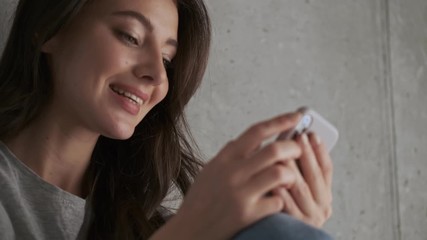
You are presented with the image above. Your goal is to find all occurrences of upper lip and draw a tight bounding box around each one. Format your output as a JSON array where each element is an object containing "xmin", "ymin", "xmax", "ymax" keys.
[{"xmin": 109, "ymin": 83, "xmax": 149, "ymax": 103}]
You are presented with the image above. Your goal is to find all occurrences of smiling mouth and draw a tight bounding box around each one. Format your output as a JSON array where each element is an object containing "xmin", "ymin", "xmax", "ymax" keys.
[{"xmin": 110, "ymin": 85, "xmax": 144, "ymax": 105}]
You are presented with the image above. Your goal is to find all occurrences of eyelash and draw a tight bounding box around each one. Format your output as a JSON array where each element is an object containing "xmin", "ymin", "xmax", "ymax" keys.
[
  {"xmin": 118, "ymin": 31, "xmax": 139, "ymax": 46},
  {"xmin": 117, "ymin": 31, "xmax": 173, "ymax": 70},
  {"xmin": 163, "ymin": 59, "xmax": 172, "ymax": 70}
]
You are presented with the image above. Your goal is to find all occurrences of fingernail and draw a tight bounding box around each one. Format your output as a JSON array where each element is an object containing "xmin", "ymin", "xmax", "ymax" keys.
[{"xmin": 296, "ymin": 106, "xmax": 307, "ymax": 113}]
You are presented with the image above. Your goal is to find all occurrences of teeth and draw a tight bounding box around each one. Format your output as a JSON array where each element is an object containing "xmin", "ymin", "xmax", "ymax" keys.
[{"xmin": 111, "ymin": 86, "xmax": 144, "ymax": 105}]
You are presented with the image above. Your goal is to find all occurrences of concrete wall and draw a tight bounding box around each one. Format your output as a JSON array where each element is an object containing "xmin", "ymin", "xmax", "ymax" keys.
[
  {"xmin": 187, "ymin": 0, "xmax": 427, "ymax": 239},
  {"xmin": 0, "ymin": 0, "xmax": 15, "ymax": 53},
  {"xmin": 390, "ymin": 1, "xmax": 427, "ymax": 239},
  {"xmin": 1, "ymin": 0, "xmax": 425, "ymax": 239}
]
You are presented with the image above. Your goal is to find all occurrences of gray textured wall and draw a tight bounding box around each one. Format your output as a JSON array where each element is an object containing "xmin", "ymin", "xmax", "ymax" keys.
[
  {"xmin": 187, "ymin": 0, "xmax": 427, "ymax": 239},
  {"xmin": 1, "ymin": 0, "xmax": 426, "ymax": 239},
  {"xmin": 0, "ymin": 0, "xmax": 15, "ymax": 53}
]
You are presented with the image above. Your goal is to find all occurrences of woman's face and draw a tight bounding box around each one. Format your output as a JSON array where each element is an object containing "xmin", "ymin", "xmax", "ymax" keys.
[{"xmin": 42, "ymin": 0, "xmax": 178, "ymax": 139}]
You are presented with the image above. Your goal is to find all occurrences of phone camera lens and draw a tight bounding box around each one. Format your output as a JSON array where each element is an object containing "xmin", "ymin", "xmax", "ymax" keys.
[{"xmin": 302, "ymin": 115, "xmax": 312, "ymax": 128}]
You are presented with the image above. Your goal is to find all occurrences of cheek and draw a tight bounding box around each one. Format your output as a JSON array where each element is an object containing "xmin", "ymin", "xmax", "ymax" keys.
[
  {"xmin": 62, "ymin": 28, "xmax": 129, "ymax": 81},
  {"xmin": 82, "ymin": 35, "xmax": 129, "ymax": 78}
]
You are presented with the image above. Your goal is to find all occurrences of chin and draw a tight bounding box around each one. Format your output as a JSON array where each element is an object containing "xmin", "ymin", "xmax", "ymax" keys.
[{"xmin": 101, "ymin": 123, "xmax": 136, "ymax": 140}]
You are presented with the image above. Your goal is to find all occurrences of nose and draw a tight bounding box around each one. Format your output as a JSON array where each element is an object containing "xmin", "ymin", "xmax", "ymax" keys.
[{"xmin": 133, "ymin": 41, "xmax": 168, "ymax": 85}]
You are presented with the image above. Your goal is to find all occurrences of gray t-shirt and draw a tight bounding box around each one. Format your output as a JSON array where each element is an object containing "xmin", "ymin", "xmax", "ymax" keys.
[{"xmin": 0, "ymin": 142, "xmax": 91, "ymax": 240}]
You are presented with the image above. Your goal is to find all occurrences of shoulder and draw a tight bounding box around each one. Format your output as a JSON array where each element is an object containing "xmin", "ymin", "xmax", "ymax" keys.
[
  {"xmin": 0, "ymin": 144, "xmax": 17, "ymax": 239},
  {"xmin": 0, "ymin": 142, "xmax": 19, "ymax": 188},
  {"xmin": 0, "ymin": 141, "xmax": 27, "ymax": 205}
]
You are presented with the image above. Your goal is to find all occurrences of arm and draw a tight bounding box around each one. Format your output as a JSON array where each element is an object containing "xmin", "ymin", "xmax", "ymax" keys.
[
  {"xmin": 151, "ymin": 113, "xmax": 336, "ymax": 240},
  {"xmin": 151, "ymin": 112, "xmax": 304, "ymax": 239}
]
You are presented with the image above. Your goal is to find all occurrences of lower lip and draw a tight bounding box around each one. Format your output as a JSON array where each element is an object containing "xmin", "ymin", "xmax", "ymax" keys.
[{"xmin": 110, "ymin": 88, "xmax": 141, "ymax": 115}]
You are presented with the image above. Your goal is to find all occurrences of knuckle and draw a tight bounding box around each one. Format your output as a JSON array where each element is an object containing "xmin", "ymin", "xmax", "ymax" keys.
[
  {"xmin": 271, "ymin": 165, "xmax": 286, "ymax": 181},
  {"xmin": 251, "ymin": 123, "xmax": 268, "ymax": 138}
]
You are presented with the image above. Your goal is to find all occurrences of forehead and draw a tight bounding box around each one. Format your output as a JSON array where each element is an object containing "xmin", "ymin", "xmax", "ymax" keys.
[
  {"xmin": 85, "ymin": 0, "xmax": 178, "ymax": 16},
  {"xmin": 81, "ymin": 0, "xmax": 178, "ymax": 35}
]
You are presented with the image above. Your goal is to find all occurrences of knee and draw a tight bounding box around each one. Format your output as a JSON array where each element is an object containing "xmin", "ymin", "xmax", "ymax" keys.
[{"xmin": 232, "ymin": 213, "xmax": 333, "ymax": 240}]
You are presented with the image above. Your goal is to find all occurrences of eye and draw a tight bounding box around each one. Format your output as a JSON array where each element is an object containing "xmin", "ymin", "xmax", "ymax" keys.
[
  {"xmin": 164, "ymin": 58, "xmax": 175, "ymax": 78},
  {"xmin": 117, "ymin": 31, "xmax": 139, "ymax": 46},
  {"xmin": 163, "ymin": 58, "xmax": 172, "ymax": 69}
]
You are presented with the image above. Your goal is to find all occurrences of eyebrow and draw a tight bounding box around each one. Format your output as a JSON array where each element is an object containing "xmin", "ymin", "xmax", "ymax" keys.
[{"xmin": 112, "ymin": 10, "xmax": 178, "ymax": 48}]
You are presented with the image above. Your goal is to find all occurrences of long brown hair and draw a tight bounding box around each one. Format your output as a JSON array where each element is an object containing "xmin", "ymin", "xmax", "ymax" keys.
[{"xmin": 0, "ymin": 0, "xmax": 211, "ymax": 239}]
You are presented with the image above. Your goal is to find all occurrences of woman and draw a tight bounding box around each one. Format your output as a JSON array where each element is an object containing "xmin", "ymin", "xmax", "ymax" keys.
[{"xmin": 0, "ymin": 0, "xmax": 333, "ymax": 239}]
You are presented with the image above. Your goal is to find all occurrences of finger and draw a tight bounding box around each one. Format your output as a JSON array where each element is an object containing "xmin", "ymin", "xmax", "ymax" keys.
[
  {"xmin": 242, "ymin": 140, "xmax": 302, "ymax": 177},
  {"xmin": 287, "ymin": 160, "xmax": 317, "ymax": 216},
  {"xmin": 233, "ymin": 112, "xmax": 302, "ymax": 156},
  {"xmin": 309, "ymin": 132, "xmax": 334, "ymax": 188},
  {"xmin": 295, "ymin": 133, "xmax": 326, "ymax": 204},
  {"xmin": 246, "ymin": 163, "xmax": 297, "ymax": 197},
  {"xmin": 289, "ymin": 159, "xmax": 332, "ymax": 227},
  {"xmin": 252, "ymin": 195, "xmax": 284, "ymax": 223},
  {"xmin": 273, "ymin": 187, "xmax": 304, "ymax": 219}
]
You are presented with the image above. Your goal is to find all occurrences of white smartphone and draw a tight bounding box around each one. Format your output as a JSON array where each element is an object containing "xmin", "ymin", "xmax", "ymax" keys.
[{"xmin": 277, "ymin": 107, "xmax": 339, "ymax": 152}]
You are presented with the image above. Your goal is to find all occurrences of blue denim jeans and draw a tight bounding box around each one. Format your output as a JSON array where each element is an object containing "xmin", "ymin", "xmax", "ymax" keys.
[{"xmin": 232, "ymin": 213, "xmax": 333, "ymax": 240}]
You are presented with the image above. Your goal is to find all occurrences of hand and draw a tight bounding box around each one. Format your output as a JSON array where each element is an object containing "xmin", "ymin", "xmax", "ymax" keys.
[
  {"xmin": 154, "ymin": 112, "xmax": 304, "ymax": 240},
  {"xmin": 273, "ymin": 132, "xmax": 333, "ymax": 228}
]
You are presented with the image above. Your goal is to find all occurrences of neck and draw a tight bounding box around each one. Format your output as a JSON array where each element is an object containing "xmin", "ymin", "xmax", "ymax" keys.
[{"xmin": 3, "ymin": 110, "xmax": 100, "ymax": 199}]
